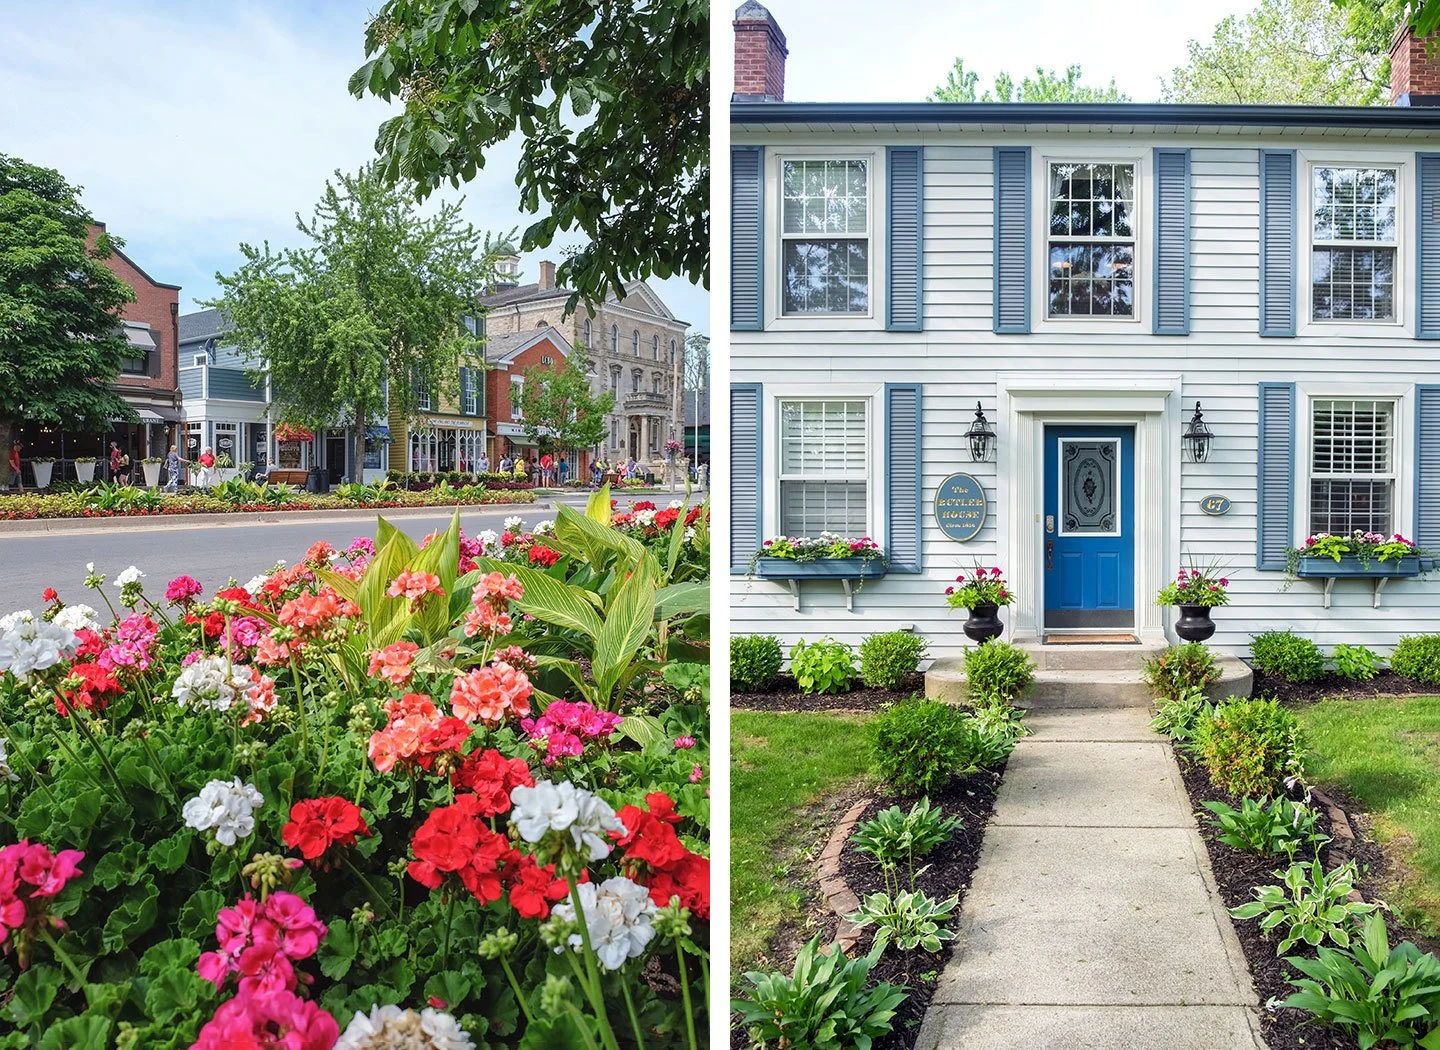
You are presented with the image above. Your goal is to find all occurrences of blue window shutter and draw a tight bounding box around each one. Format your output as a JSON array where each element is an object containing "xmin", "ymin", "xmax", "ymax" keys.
[
  {"xmin": 731, "ymin": 384, "xmax": 763, "ymax": 572},
  {"xmin": 1416, "ymin": 386, "xmax": 1440, "ymax": 548},
  {"xmin": 731, "ymin": 147, "xmax": 764, "ymax": 331},
  {"xmin": 1257, "ymin": 382, "xmax": 1295, "ymax": 570},
  {"xmin": 1419, "ymin": 154, "xmax": 1440, "ymax": 338},
  {"xmin": 993, "ymin": 147, "xmax": 1030, "ymax": 334},
  {"xmin": 887, "ymin": 146, "xmax": 924, "ymax": 332},
  {"xmin": 1153, "ymin": 148, "xmax": 1190, "ymax": 335},
  {"xmin": 1259, "ymin": 150, "xmax": 1297, "ymax": 337},
  {"xmin": 885, "ymin": 384, "xmax": 923, "ymax": 573}
]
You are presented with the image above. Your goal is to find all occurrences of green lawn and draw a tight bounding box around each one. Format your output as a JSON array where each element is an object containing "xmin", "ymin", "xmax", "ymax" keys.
[
  {"xmin": 1296, "ymin": 696, "xmax": 1440, "ymax": 933},
  {"xmin": 731, "ymin": 711, "xmax": 874, "ymax": 970}
]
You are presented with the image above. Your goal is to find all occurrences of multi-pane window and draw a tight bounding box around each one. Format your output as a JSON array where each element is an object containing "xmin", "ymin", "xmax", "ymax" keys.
[
  {"xmin": 414, "ymin": 373, "xmax": 431, "ymax": 412},
  {"xmin": 780, "ymin": 158, "xmax": 870, "ymax": 315},
  {"xmin": 1309, "ymin": 399, "xmax": 1395, "ymax": 536},
  {"xmin": 460, "ymin": 368, "xmax": 477, "ymax": 415},
  {"xmin": 1047, "ymin": 162, "xmax": 1136, "ymax": 318},
  {"xmin": 670, "ymin": 339, "xmax": 677, "ymax": 365},
  {"xmin": 510, "ymin": 377, "xmax": 524, "ymax": 419},
  {"xmin": 652, "ymin": 335, "xmax": 660, "ymax": 360},
  {"xmin": 1312, "ymin": 167, "xmax": 1398, "ymax": 321},
  {"xmin": 632, "ymin": 330, "xmax": 640, "ymax": 356},
  {"xmin": 610, "ymin": 325, "xmax": 618, "ymax": 352},
  {"xmin": 778, "ymin": 399, "xmax": 868, "ymax": 536}
]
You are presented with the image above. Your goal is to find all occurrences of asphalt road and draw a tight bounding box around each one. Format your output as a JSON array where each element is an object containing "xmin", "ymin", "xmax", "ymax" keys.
[{"xmin": 0, "ymin": 501, "xmax": 580, "ymax": 614}]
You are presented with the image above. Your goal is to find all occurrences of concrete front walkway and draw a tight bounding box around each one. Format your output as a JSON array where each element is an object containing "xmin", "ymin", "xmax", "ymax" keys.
[{"xmin": 916, "ymin": 705, "xmax": 1265, "ymax": 1050}]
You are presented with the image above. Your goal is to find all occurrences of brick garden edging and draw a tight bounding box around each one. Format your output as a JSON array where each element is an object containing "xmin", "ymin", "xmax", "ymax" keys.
[
  {"xmin": 1311, "ymin": 786, "xmax": 1366, "ymax": 903},
  {"xmin": 817, "ymin": 796, "xmax": 872, "ymax": 953}
]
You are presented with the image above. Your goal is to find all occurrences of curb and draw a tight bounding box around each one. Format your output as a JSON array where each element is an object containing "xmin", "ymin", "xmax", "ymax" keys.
[
  {"xmin": 817, "ymin": 797, "xmax": 872, "ymax": 953},
  {"xmin": 0, "ymin": 500, "xmax": 549, "ymax": 537}
]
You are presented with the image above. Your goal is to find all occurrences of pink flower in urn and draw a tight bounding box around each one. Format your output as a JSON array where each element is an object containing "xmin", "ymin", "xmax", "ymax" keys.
[
  {"xmin": 1220, "ymin": 578, "xmax": 1229, "ymax": 586},
  {"xmin": 945, "ymin": 586, "xmax": 954, "ymax": 595}
]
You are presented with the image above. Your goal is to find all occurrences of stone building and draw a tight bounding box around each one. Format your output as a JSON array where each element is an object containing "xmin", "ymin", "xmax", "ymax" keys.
[{"xmin": 478, "ymin": 259, "xmax": 689, "ymax": 464}]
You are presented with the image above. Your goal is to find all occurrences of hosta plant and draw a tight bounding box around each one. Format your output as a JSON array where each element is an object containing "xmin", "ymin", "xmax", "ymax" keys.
[
  {"xmin": 847, "ymin": 889, "xmax": 960, "ymax": 954},
  {"xmin": 1230, "ymin": 859, "xmax": 1376, "ymax": 955},
  {"xmin": 851, "ymin": 798, "xmax": 961, "ymax": 892},
  {"xmin": 732, "ymin": 935, "xmax": 907, "ymax": 1050},
  {"xmin": 1149, "ymin": 685, "xmax": 1215, "ymax": 747},
  {"xmin": 1281, "ymin": 912, "xmax": 1440, "ymax": 1049},
  {"xmin": 0, "ymin": 490, "xmax": 710, "ymax": 1050},
  {"xmin": 1202, "ymin": 796, "xmax": 1328, "ymax": 860}
]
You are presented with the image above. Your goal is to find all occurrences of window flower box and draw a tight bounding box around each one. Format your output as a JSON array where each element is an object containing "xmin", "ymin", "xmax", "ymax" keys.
[
  {"xmin": 753, "ymin": 559, "xmax": 888, "ymax": 581},
  {"xmin": 1294, "ymin": 554, "xmax": 1420, "ymax": 609}
]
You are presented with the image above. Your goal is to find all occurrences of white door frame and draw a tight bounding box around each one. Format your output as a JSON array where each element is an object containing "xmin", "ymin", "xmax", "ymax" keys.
[{"xmin": 995, "ymin": 372, "xmax": 1182, "ymax": 646}]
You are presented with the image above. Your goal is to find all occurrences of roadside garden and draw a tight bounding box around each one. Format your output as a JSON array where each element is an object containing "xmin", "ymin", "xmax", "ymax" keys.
[
  {"xmin": 729, "ymin": 630, "xmax": 1034, "ymax": 1050},
  {"xmin": 0, "ymin": 487, "xmax": 709, "ymax": 1049}
]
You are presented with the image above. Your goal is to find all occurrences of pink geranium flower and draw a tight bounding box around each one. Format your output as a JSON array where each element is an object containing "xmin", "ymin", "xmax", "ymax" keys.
[{"xmin": 165, "ymin": 575, "xmax": 204, "ymax": 605}]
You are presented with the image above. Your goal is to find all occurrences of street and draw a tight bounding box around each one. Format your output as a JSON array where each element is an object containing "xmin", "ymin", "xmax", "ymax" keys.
[{"xmin": 0, "ymin": 502, "xmax": 569, "ymax": 612}]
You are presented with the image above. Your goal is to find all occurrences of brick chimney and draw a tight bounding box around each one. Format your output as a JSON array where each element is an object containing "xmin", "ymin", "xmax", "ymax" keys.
[
  {"xmin": 538, "ymin": 259, "xmax": 556, "ymax": 290},
  {"xmin": 1391, "ymin": 24, "xmax": 1440, "ymax": 106},
  {"xmin": 734, "ymin": 1, "xmax": 787, "ymax": 102}
]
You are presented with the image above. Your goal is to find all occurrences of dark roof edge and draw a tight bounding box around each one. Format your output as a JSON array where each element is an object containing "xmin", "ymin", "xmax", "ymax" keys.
[{"xmin": 730, "ymin": 101, "xmax": 1440, "ymax": 130}]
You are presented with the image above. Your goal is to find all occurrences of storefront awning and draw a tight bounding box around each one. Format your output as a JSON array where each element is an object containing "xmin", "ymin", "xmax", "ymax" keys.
[
  {"xmin": 123, "ymin": 325, "xmax": 156, "ymax": 350},
  {"xmin": 134, "ymin": 410, "xmax": 164, "ymax": 424},
  {"xmin": 365, "ymin": 425, "xmax": 392, "ymax": 443}
]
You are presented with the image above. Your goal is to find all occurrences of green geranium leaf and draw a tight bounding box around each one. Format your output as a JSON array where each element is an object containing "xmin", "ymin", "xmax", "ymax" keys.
[
  {"xmin": 424, "ymin": 970, "xmax": 473, "ymax": 1011},
  {"xmin": 519, "ymin": 1011, "xmax": 594, "ymax": 1049},
  {"xmin": 101, "ymin": 876, "xmax": 159, "ymax": 953},
  {"xmin": 83, "ymin": 981, "xmax": 132, "ymax": 1020},
  {"xmin": 177, "ymin": 888, "xmax": 224, "ymax": 941},
  {"xmin": 144, "ymin": 967, "xmax": 211, "ymax": 1025},
  {"xmin": 319, "ymin": 920, "xmax": 357, "ymax": 980},
  {"xmin": 91, "ymin": 841, "xmax": 145, "ymax": 890},
  {"xmin": 139, "ymin": 938, "xmax": 201, "ymax": 979},
  {"xmin": 150, "ymin": 829, "xmax": 193, "ymax": 873},
  {"xmin": 36, "ymin": 1015, "xmax": 112, "ymax": 1050},
  {"xmin": 4, "ymin": 965, "xmax": 63, "ymax": 1026}
]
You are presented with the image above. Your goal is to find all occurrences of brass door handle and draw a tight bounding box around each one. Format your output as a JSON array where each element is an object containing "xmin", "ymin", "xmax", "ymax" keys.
[{"xmin": 1046, "ymin": 540, "xmax": 1054, "ymax": 572}]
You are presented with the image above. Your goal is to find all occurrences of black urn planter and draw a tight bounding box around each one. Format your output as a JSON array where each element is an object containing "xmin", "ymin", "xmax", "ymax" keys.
[
  {"xmin": 963, "ymin": 603, "xmax": 1005, "ymax": 644},
  {"xmin": 1174, "ymin": 604, "xmax": 1216, "ymax": 642}
]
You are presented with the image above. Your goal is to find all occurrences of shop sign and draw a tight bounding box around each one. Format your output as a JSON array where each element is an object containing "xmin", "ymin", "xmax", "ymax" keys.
[{"xmin": 935, "ymin": 473, "xmax": 988, "ymax": 541}]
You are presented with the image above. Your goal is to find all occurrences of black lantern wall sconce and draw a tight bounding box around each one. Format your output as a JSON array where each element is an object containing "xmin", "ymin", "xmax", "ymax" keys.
[
  {"xmin": 966, "ymin": 402, "xmax": 995, "ymax": 462},
  {"xmin": 1183, "ymin": 401, "xmax": 1213, "ymax": 463}
]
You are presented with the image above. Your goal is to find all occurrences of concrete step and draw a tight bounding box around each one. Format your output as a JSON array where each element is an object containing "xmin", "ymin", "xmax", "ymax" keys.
[
  {"xmin": 925, "ymin": 655, "xmax": 1252, "ymax": 709},
  {"xmin": 1020, "ymin": 640, "xmax": 1166, "ymax": 671}
]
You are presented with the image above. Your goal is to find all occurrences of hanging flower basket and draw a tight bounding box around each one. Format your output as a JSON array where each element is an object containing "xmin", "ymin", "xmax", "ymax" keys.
[{"xmin": 274, "ymin": 424, "xmax": 315, "ymax": 443}]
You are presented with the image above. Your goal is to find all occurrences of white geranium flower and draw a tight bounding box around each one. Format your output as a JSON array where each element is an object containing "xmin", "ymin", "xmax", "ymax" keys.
[
  {"xmin": 477, "ymin": 529, "xmax": 499, "ymax": 553},
  {"xmin": 0, "ymin": 610, "xmax": 34, "ymax": 633},
  {"xmin": 171, "ymin": 655, "xmax": 242, "ymax": 711},
  {"xmin": 510, "ymin": 780, "xmax": 625, "ymax": 861},
  {"xmin": 52, "ymin": 604, "xmax": 101, "ymax": 633},
  {"xmin": 503, "ymin": 516, "xmax": 524, "ymax": 532},
  {"xmin": 114, "ymin": 566, "xmax": 144, "ymax": 587},
  {"xmin": 335, "ymin": 1004, "xmax": 474, "ymax": 1050},
  {"xmin": 552, "ymin": 876, "xmax": 656, "ymax": 971},
  {"xmin": 683, "ymin": 527, "xmax": 696, "ymax": 543},
  {"xmin": 242, "ymin": 574, "xmax": 270, "ymax": 597},
  {"xmin": 668, "ymin": 499, "xmax": 683, "ymax": 510},
  {"xmin": 533, "ymin": 519, "xmax": 555, "ymax": 535},
  {"xmin": 634, "ymin": 509, "xmax": 657, "ymax": 528},
  {"xmin": 182, "ymin": 777, "xmax": 263, "ymax": 846},
  {"xmin": 0, "ymin": 737, "xmax": 18, "ymax": 783},
  {"xmin": 0, "ymin": 616, "xmax": 78, "ymax": 680}
]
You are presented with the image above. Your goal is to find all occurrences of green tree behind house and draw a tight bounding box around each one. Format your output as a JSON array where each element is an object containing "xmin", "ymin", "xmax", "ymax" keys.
[
  {"xmin": 206, "ymin": 165, "xmax": 513, "ymax": 477},
  {"xmin": 517, "ymin": 346, "xmax": 614, "ymax": 462},
  {"xmin": 930, "ymin": 59, "xmax": 1129, "ymax": 103}
]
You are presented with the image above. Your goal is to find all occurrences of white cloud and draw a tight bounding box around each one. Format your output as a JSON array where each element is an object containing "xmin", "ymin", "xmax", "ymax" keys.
[{"xmin": 0, "ymin": 1, "xmax": 707, "ymax": 331}]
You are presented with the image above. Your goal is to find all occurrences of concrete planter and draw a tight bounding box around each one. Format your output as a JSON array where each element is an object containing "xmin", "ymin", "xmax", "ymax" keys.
[
  {"xmin": 31, "ymin": 462, "xmax": 53, "ymax": 489},
  {"xmin": 141, "ymin": 462, "xmax": 162, "ymax": 489},
  {"xmin": 74, "ymin": 461, "xmax": 96, "ymax": 485},
  {"xmin": 1295, "ymin": 554, "xmax": 1420, "ymax": 578}
]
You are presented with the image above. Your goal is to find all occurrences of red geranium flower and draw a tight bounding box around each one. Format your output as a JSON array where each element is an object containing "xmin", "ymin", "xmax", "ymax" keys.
[
  {"xmin": 451, "ymin": 748, "xmax": 534, "ymax": 817},
  {"xmin": 41, "ymin": 588, "xmax": 57, "ymax": 603},
  {"xmin": 505, "ymin": 855, "xmax": 569, "ymax": 919},
  {"xmin": 527, "ymin": 545, "xmax": 561, "ymax": 567},
  {"xmin": 281, "ymin": 797, "xmax": 372, "ymax": 864},
  {"xmin": 408, "ymin": 794, "xmax": 517, "ymax": 904}
]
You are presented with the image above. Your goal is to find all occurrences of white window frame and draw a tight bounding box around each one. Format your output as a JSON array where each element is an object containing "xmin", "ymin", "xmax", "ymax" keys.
[
  {"xmin": 510, "ymin": 376, "xmax": 524, "ymax": 420},
  {"xmin": 192, "ymin": 353, "xmax": 208, "ymax": 367},
  {"xmin": 762, "ymin": 383, "xmax": 883, "ymax": 541},
  {"xmin": 460, "ymin": 367, "xmax": 478, "ymax": 416},
  {"xmin": 1294, "ymin": 382, "xmax": 1413, "ymax": 543},
  {"xmin": 765, "ymin": 146, "xmax": 886, "ymax": 331},
  {"xmin": 1032, "ymin": 146, "xmax": 1148, "ymax": 333},
  {"xmin": 1300, "ymin": 150, "xmax": 1410, "ymax": 335}
]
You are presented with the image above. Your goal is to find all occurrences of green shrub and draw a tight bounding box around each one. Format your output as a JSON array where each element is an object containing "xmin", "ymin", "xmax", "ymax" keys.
[
  {"xmin": 1281, "ymin": 913, "xmax": 1440, "ymax": 1048},
  {"xmin": 1141, "ymin": 642, "xmax": 1220, "ymax": 702},
  {"xmin": 789, "ymin": 637, "xmax": 856, "ymax": 695},
  {"xmin": 858, "ymin": 630, "xmax": 928, "ymax": 691},
  {"xmin": 1196, "ymin": 696, "xmax": 1305, "ymax": 798},
  {"xmin": 1149, "ymin": 685, "xmax": 1215, "ymax": 747},
  {"xmin": 1202, "ymin": 797, "xmax": 1328, "ymax": 860},
  {"xmin": 1250, "ymin": 630, "xmax": 1325, "ymax": 682},
  {"xmin": 847, "ymin": 889, "xmax": 960, "ymax": 954},
  {"xmin": 852, "ymin": 798, "xmax": 961, "ymax": 878},
  {"xmin": 731, "ymin": 634, "xmax": 782, "ymax": 692},
  {"xmin": 732, "ymin": 936, "xmax": 908, "ymax": 1050},
  {"xmin": 872, "ymin": 698, "xmax": 979, "ymax": 795},
  {"xmin": 963, "ymin": 640, "xmax": 1036, "ymax": 704},
  {"xmin": 1330, "ymin": 643, "xmax": 1381, "ymax": 681},
  {"xmin": 1230, "ymin": 859, "xmax": 1376, "ymax": 955},
  {"xmin": 1390, "ymin": 634, "xmax": 1440, "ymax": 685}
]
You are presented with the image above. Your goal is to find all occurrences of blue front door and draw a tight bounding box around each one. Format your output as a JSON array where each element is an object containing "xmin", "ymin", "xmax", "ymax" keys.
[{"xmin": 1043, "ymin": 426, "xmax": 1135, "ymax": 630}]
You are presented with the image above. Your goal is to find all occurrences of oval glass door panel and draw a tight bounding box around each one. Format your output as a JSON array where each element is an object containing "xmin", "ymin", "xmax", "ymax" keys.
[{"xmin": 1044, "ymin": 426, "xmax": 1135, "ymax": 629}]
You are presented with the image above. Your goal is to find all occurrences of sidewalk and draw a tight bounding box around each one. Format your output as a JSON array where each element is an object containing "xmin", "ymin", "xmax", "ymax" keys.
[{"xmin": 916, "ymin": 705, "xmax": 1265, "ymax": 1050}]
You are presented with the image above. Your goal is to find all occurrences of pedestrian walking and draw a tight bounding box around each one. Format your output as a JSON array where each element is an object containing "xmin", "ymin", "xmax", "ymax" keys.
[
  {"xmin": 109, "ymin": 442, "xmax": 123, "ymax": 484},
  {"xmin": 558, "ymin": 456, "xmax": 570, "ymax": 484},
  {"xmin": 540, "ymin": 452, "xmax": 554, "ymax": 486},
  {"xmin": 499, "ymin": 454, "xmax": 513, "ymax": 474},
  {"xmin": 197, "ymin": 446, "xmax": 216, "ymax": 487},
  {"xmin": 164, "ymin": 444, "xmax": 185, "ymax": 492},
  {"xmin": 477, "ymin": 451, "xmax": 490, "ymax": 474},
  {"xmin": 8, "ymin": 442, "xmax": 22, "ymax": 491}
]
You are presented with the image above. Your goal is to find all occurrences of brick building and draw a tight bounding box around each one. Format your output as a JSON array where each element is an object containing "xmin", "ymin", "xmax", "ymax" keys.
[{"xmin": 478, "ymin": 259, "xmax": 689, "ymax": 466}]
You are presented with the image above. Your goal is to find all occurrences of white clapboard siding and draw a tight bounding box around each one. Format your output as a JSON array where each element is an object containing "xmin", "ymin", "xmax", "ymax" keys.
[{"xmin": 732, "ymin": 142, "xmax": 1440, "ymax": 656}]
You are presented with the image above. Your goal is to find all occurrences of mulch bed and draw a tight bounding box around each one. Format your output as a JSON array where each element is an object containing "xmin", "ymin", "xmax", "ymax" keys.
[
  {"xmin": 1177, "ymin": 748, "xmax": 1438, "ymax": 1050},
  {"xmin": 728, "ymin": 766, "xmax": 1004, "ymax": 1050},
  {"xmin": 1248, "ymin": 667, "xmax": 1432, "ymax": 704},
  {"xmin": 730, "ymin": 673, "xmax": 925, "ymax": 713}
]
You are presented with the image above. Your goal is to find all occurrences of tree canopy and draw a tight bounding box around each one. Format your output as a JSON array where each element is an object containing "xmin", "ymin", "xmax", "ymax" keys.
[
  {"xmin": 516, "ymin": 346, "xmax": 614, "ymax": 457},
  {"xmin": 0, "ymin": 154, "xmax": 137, "ymax": 484},
  {"xmin": 1164, "ymin": 0, "xmax": 1400, "ymax": 104},
  {"xmin": 206, "ymin": 165, "xmax": 510, "ymax": 476},
  {"xmin": 930, "ymin": 59, "xmax": 1129, "ymax": 103},
  {"xmin": 350, "ymin": 0, "xmax": 708, "ymax": 313}
]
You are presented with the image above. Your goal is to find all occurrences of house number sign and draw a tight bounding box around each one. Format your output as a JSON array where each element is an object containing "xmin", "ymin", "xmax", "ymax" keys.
[
  {"xmin": 1200, "ymin": 494, "xmax": 1232, "ymax": 516},
  {"xmin": 935, "ymin": 473, "xmax": 988, "ymax": 542}
]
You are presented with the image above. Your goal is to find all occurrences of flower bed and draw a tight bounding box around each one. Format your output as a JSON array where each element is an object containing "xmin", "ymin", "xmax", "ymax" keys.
[
  {"xmin": 0, "ymin": 487, "xmax": 709, "ymax": 1048},
  {"xmin": 0, "ymin": 484, "xmax": 536, "ymax": 521}
]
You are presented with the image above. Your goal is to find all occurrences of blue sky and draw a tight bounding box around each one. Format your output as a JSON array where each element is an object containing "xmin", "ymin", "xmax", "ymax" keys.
[
  {"xmin": 0, "ymin": 1, "xmax": 708, "ymax": 333},
  {"xmin": 747, "ymin": 0, "xmax": 1255, "ymax": 103}
]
